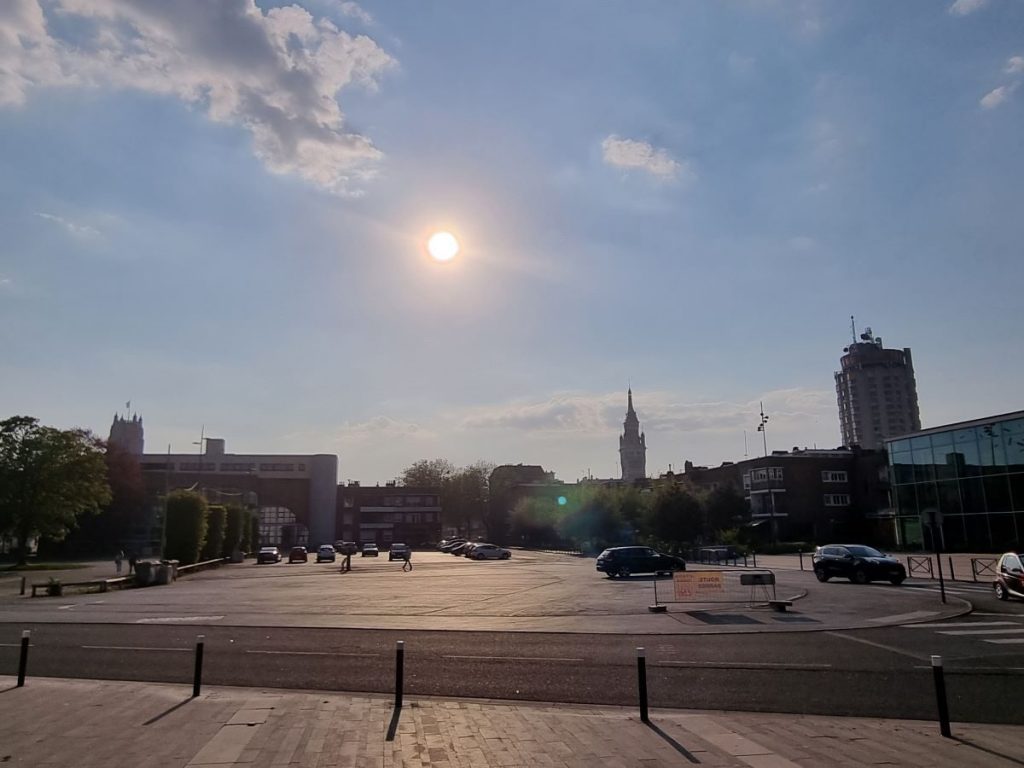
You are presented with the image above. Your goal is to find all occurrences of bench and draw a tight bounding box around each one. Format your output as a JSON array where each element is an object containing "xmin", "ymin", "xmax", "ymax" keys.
[
  {"xmin": 768, "ymin": 599, "xmax": 793, "ymax": 612},
  {"xmin": 30, "ymin": 578, "xmax": 129, "ymax": 597}
]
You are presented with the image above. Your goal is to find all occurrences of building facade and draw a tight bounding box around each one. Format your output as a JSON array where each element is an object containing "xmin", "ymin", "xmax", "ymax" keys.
[
  {"xmin": 137, "ymin": 437, "xmax": 338, "ymax": 554},
  {"xmin": 619, "ymin": 389, "xmax": 647, "ymax": 482},
  {"xmin": 835, "ymin": 327, "xmax": 921, "ymax": 450},
  {"xmin": 336, "ymin": 484, "xmax": 442, "ymax": 548},
  {"xmin": 680, "ymin": 448, "xmax": 890, "ymax": 544},
  {"xmin": 886, "ymin": 410, "xmax": 1024, "ymax": 552}
]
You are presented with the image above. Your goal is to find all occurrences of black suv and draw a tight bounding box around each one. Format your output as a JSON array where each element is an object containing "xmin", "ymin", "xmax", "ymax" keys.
[
  {"xmin": 812, "ymin": 544, "xmax": 906, "ymax": 585},
  {"xmin": 596, "ymin": 546, "xmax": 686, "ymax": 578}
]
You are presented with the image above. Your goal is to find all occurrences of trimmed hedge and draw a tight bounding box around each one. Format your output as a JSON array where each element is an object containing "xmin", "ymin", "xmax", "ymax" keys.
[
  {"xmin": 223, "ymin": 504, "xmax": 244, "ymax": 557},
  {"xmin": 164, "ymin": 491, "xmax": 208, "ymax": 565},
  {"xmin": 202, "ymin": 505, "xmax": 226, "ymax": 560}
]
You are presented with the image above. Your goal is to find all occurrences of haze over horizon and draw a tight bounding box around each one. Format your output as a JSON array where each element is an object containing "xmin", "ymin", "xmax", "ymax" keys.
[{"xmin": 3, "ymin": 1, "xmax": 1022, "ymax": 483}]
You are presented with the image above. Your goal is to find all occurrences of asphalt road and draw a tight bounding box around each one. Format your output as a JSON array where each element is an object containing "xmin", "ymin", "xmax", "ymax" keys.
[{"xmin": 2, "ymin": 551, "xmax": 1021, "ymax": 724}]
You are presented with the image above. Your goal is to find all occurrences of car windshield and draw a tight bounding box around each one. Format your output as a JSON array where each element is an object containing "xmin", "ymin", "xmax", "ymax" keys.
[{"xmin": 846, "ymin": 546, "xmax": 884, "ymax": 558}]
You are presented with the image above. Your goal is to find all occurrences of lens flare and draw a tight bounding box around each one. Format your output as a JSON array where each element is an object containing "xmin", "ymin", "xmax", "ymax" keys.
[{"xmin": 427, "ymin": 231, "xmax": 460, "ymax": 262}]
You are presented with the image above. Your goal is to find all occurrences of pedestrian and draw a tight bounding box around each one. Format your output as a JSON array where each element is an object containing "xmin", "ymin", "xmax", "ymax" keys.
[
  {"xmin": 402, "ymin": 551, "xmax": 413, "ymax": 572},
  {"xmin": 127, "ymin": 550, "xmax": 137, "ymax": 575},
  {"xmin": 114, "ymin": 549, "xmax": 124, "ymax": 575}
]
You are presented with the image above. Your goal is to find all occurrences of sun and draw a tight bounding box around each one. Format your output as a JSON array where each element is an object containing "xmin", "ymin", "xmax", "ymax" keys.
[{"xmin": 427, "ymin": 231, "xmax": 460, "ymax": 262}]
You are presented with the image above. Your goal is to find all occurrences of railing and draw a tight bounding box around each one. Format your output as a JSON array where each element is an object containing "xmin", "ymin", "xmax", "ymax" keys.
[
  {"xmin": 970, "ymin": 557, "xmax": 997, "ymax": 582},
  {"xmin": 907, "ymin": 556, "xmax": 934, "ymax": 578}
]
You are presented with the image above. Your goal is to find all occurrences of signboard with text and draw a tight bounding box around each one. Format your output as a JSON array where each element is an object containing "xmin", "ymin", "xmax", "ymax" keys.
[{"xmin": 673, "ymin": 570, "xmax": 725, "ymax": 600}]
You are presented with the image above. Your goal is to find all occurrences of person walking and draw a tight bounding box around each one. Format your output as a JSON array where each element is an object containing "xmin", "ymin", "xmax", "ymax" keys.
[
  {"xmin": 402, "ymin": 550, "xmax": 413, "ymax": 572},
  {"xmin": 114, "ymin": 549, "xmax": 124, "ymax": 575},
  {"xmin": 127, "ymin": 550, "xmax": 137, "ymax": 575}
]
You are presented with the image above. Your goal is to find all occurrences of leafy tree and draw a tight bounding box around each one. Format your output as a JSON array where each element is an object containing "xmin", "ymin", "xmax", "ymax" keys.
[
  {"xmin": 559, "ymin": 486, "xmax": 623, "ymax": 551},
  {"xmin": 704, "ymin": 485, "xmax": 748, "ymax": 539},
  {"xmin": 164, "ymin": 490, "xmax": 208, "ymax": 564},
  {"xmin": 645, "ymin": 483, "xmax": 702, "ymax": 550},
  {"xmin": 249, "ymin": 512, "xmax": 260, "ymax": 552},
  {"xmin": 398, "ymin": 458, "xmax": 455, "ymax": 487},
  {"xmin": 509, "ymin": 496, "xmax": 560, "ymax": 546},
  {"xmin": 0, "ymin": 416, "xmax": 111, "ymax": 565},
  {"xmin": 443, "ymin": 461, "xmax": 493, "ymax": 536},
  {"xmin": 202, "ymin": 504, "xmax": 227, "ymax": 560},
  {"xmin": 223, "ymin": 504, "xmax": 244, "ymax": 557}
]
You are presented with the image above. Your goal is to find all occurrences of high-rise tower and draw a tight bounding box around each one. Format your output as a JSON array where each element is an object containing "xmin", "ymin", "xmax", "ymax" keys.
[
  {"xmin": 619, "ymin": 388, "xmax": 647, "ymax": 482},
  {"xmin": 108, "ymin": 411, "xmax": 144, "ymax": 455},
  {"xmin": 835, "ymin": 324, "xmax": 921, "ymax": 450}
]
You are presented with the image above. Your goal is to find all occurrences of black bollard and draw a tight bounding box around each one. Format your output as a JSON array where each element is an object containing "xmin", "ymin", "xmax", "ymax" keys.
[
  {"xmin": 637, "ymin": 647, "xmax": 649, "ymax": 723},
  {"xmin": 799, "ymin": 552, "xmax": 804, "ymax": 571},
  {"xmin": 395, "ymin": 640, "xmax": 405, "ymax": 709},
  {"xmin": 192, "ymin": 635, "xmax": 205, "ymax": 698},
  {"xmin": 17, "ymin": 630, "xmax": 30, "ymax": 687},
  {"xmin": 20, "ymin": 576, "xmax": 26, "ymax": 596},
  {"xmin": 931, "ymin": 655, "xmax": 952, "ymax": 738}
]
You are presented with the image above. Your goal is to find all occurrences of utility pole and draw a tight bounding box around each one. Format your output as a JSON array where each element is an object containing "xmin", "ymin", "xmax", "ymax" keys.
[{"xmin": 757, "ymin": 402, "xmax": 769, "ymax": 457}]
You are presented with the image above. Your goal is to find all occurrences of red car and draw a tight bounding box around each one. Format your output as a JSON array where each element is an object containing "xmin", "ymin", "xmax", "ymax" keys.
[{"xmin": 995, "ymin": 552, "xmax": 1024, "ymax": 601}]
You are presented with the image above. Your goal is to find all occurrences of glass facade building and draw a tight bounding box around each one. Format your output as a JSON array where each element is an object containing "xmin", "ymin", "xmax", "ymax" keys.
[{"xmin": 886, "ymin": 411, "xmax": 1024, "ymax": 551}]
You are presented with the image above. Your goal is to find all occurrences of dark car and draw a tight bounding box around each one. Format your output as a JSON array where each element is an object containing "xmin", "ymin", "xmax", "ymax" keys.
[
  {"xmin": 595, "ymin": 546, "xmax": 686, "ymax": 578},
  {"xmin": 257, "ymin": 546, "xmax": 281, "ymax": 564},
  {"xmin": 288, "ymin": 546, "xmax": 308, "ymax": 563},
  {"xmin": 995, "ymin": 552, "xmax": 1024, "ymax": 601},
  {"xmin": 812, "ymin": 544, "xmax": 906, "ymax": 585}
]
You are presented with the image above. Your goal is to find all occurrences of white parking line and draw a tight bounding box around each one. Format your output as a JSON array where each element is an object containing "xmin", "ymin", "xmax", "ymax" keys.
[
  {"xmin": 984, "ymin": 639, "xmax": 1024, "ymax": 645},
  {"xmin": 937, "ymin": 628, "xmax": 1024, "ymax": 636},
  {"xmin": 902, "ymin": 621, "xmax": 1017, "ymax": 629},
  {"xmin": 443, "ymin": 655, "xmax": 584, "ymax": 663},
  {"xmin": 656, "ymin": 661, "xmax": 831, "ymax": 669},
  {"xmin": 244, "ymin": 650, "xmax": 378, "ymax": 657},
  {"xmin": 81, "ymin": 645, "xmax": 190, "ymax": 652}
]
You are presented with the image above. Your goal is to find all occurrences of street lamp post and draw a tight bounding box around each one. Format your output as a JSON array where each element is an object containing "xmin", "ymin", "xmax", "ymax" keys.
[{"xmin": 756, "ymin": 403, "xmax": 777, "ymax": 542}]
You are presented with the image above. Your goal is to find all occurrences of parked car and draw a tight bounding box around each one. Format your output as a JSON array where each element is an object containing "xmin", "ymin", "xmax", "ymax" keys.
[
  {"xmin": 595, "ymin": 546, "xmax": 686, "ymax": 578},
  {"xmin": 316, "ymin": 544, "xmax": 337, "ymax": 563},
  {"xmin": 468, "ymin": 543, "xmax": 511, "ymax": 560},
  {"xmin": 439, "ymin": 539, "xmax": 466, "ymax": 552},
  {"xmin": 288, "ymin": 546, "xmax": 308, "ymax": 563},
  {"xmin": 334, "ymin": 541, "xmax": 358, "ymax": 555},
  {"xmin": 449, "ymin": 542, "xmax": 472, "ymax": 555},
  {"xmin": 361, "ymin": 543, "xmax": 379, "ymax": 557},
  {"xmin": 995, "ymin": 552, "xmax": 1024, "ymax": 601},
  {"xmin": 812, "ymin": 544, "xmax": 906, "ymax": 585},
  {"xmin": 388, "ymin": 543, "xmax": 411, "ymax": 561},
  {"xmin": 257, "ymin": 546, "xmax": 281, "ymax": 564}
]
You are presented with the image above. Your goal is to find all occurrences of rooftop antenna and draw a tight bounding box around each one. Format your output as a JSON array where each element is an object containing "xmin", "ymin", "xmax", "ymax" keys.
[{"xmin": 850, "ymin": 315, "xmax": 856, "ymax": 343}]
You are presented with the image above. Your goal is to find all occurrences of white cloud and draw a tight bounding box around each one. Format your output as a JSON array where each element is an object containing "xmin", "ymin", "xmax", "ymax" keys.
[
  {"xmin": 980, "ymin": 84, "xmax": 1015, "ymax": 109},
  {"xmin": 949, "ymin": 0, "xmax": 987, "ymax": 16},
  {"xmin": 338, "ymin": 2, "xmax": 373, "ymax": 24},
  {"xmin": 601, "ymin": 135, "xmax": 691, "ymax": 181},
  {"xmin": 1006, "ymin": 56, "xmax": 1024, "ymax": 75},
  {"xmin": 0, "ymin": 0, "xmax": 395, "ymax": 194},
  {"xmin": 0, "ymin": 275, "xmax": 12, "ymax": 287},
  {"xmin": 35, "ymin": 212, "xmax": 101, "ymax": 239}
]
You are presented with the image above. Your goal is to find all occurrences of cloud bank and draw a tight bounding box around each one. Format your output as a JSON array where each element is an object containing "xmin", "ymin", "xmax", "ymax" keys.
[
  {"xmin": 0, "ymin": 0, "xmax": 395, "ymax": 194},
  {"xmin": 601, "ymin": 135, "xmax": 689, "ymax": 180}
]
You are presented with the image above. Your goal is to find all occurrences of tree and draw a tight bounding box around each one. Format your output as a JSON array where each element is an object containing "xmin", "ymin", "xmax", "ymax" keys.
[
  {"xmin": 704, "ymin": 485, "xmax": 748, "ymax": 539},
  {"xmin": 443, "ymin": 461, "xmax": 493, "ymax": 536},
  {"xmin": 202, "ymin": 504, "xmax": 227, "ymax": 560},
  {"xmin": 0, "ymin": 416, "xmax": 111, "ymax": 565},
  {"xmin": 223, "ymin": 504, "xmax": 245, "ymax": 557},
  {"xmin": 164, "ymin": 490, "xmax": 208, "ymax": 564},
  {"xmin": 398, "ymin": 458, "xmax": 455, "ymax": 487},
  {"xmin": 645, "ymin": 483, "xmax": 702, "ymax": 550}
]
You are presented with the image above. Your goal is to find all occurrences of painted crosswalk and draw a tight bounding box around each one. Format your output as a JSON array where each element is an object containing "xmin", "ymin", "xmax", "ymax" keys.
[
  {"xmin": 902, "ymin": 618, "xmax": 1024, "ymax": 644},
  {"xmin": 902, "ymin": 581, "xmax": 994, "ymax": 596}
]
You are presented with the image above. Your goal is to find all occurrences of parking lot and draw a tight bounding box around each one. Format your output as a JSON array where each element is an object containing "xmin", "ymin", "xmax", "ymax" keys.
[{"xmin": 1, "ymin": 548, "xmax": 973, "ymax": 633}]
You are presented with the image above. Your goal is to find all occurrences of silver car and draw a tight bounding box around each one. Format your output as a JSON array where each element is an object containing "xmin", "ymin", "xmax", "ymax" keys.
[{"xmin": 468, "ymin": 543, "xmax": 511, "ymax": 560}]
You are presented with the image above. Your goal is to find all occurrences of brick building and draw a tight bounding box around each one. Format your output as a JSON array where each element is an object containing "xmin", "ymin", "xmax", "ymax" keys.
[{"xmin": 336, "ymin": 483, "xmax": 442, "ymax": 548}]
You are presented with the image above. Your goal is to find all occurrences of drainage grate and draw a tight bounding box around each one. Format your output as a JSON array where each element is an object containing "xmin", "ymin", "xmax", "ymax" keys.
[{"xmin": 686, "ymin": 612, "xmax": 763, "ymax": 625}]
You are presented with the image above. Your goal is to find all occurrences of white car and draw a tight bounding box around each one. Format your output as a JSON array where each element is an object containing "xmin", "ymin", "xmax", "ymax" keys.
[
  {"xmin": 361, "ymin": 543, "xmax": 379, "ymax": 557},
  {"xmin": 469, "ymin": 543, "xmax": 511, "ymax": 560}
]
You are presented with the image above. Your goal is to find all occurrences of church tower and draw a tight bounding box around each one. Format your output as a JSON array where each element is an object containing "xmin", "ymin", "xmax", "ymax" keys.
[
  {"xmin": 618, "ymin": 388, "xmax": 647, "ymax": 482},
  {"xmin": 109, "ymin": 410, "xmax": 144, "ymax": 455}
]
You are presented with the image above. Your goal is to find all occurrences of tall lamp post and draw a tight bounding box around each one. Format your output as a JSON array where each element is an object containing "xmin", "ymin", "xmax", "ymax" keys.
[{"xmin": 756, "ymin": 403, "xmax": 777, "ymax": 543}]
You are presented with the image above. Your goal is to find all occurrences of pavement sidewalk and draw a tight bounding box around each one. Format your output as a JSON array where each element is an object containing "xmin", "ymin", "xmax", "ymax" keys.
[{"xmin": 1, "ymin": 676, "xmax": 1021, "ymax": 767}]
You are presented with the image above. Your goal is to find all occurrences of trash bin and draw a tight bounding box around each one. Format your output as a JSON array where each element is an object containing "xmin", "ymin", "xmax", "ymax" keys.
[
  {"xmin": 156, "ymin": 562, "xmax": 173, "ymax": 585},
  {"xmin": 134, "ymin": 560, "xmax": 156, "ymax": 586},
  {"xmin": 161, "ymin": 559, "xmax": 180, "ymax": 580}
]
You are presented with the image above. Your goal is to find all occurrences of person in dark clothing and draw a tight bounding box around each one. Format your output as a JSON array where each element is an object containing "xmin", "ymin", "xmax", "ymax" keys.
[{"xmin": 127, "ymin": 550, "xmax": 137, "ymax": 575}]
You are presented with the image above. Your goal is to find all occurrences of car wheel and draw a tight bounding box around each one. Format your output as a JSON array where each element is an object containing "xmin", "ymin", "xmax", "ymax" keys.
[
  {"xmin": 852, "ymin": 569, "xmax": 869, "ymax": 585},
  {"xmin": 502, "ymin": 552, "xmax": 511, "ymax": 560},
  {"xmin": 995, "ymin": 582, "xmax": 1009, "ymax": 601},
  {"xmin": 618, "ymin": 566, "xmax": 631, "ymax": 578},
  {"xmin": 814, "ymin": 567, "xmax": 829, "ymax": 583},
  {"xmin": 889, "ymin": 576, "xmax": 905, "ymax": 586}
]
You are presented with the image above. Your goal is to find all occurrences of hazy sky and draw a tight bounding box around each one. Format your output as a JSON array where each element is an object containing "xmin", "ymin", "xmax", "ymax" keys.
[{"xmin": 2, "ymin": 0, "xmax": 1022, "ymax": 483}]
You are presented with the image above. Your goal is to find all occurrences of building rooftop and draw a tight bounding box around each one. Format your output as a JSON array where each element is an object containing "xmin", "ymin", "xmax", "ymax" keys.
[{"xmin": 885, "ymin": 409, "xmax": 1024, "ymax": 442}]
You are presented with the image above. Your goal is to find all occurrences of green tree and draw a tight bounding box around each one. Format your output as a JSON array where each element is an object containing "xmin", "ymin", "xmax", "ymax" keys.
[
  {"xmin": 202, "ymin": 504, "xmax": 227, "ymax": 560},
  {"xmin": 249, "ymin": 512, "xmax": 260, "ymax": 552},
  {"xmin": 558, "ymin": 486, "xmax": 623, "ymax": 551},
  {"xmin": 703, "ymin": 485, "xmax": 748, "ymax": 539},
  {"xmin": 164, "ymin": 490, "xmax": 208, "ymax": 564},
  {"xmin": 0, "ymin": 416, "xmax": 111, "ymax": 565},
  {"xmin": 398, "ymin": 458, "xmax": 455, "ymax": 487},
  {"xmin": 645, "ymin": 483, "xmax": 702, "ymax": 550},
  {"xmin": 509, "ymin": 496, "xmax": 560, "ymax": 546},
  {"xmin": 443, "ymin": 461, "xmax": 493, "ymax": 536},
  {"xmin": 223, "ymin": 504, "xmax": 244, "ymax": 557}
]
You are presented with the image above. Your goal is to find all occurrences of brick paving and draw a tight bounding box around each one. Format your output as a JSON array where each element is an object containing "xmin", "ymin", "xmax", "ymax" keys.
[{"xmin": 0, "ymin": 676, "xmax": 1021, "ymax": 767}]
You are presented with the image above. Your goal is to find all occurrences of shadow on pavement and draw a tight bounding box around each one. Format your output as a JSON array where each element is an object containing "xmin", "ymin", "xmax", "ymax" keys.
[
  {"xmin": 953, "ymin": 736, "xmax": 1024, "ymax": 766},
  {"xmin": 645, "ymin": 720, "xmax": 699, "ymax": 764},
  {"xmin": 142, "ymin": 697, "xmax": 193, "ymax": 725}
]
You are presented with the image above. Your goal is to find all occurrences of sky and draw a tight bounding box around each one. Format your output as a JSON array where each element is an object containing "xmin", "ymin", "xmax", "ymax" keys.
[{"xmin": 2, "ymin": 0, "xmax": 1023, "ymax": 484}]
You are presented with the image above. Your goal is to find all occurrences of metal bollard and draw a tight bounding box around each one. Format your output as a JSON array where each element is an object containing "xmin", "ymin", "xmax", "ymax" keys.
[
  {"xmin": 637, "ymin": 647, "xmax": 649, "ymax": 723},
  {"xmin": 192, "ymin": 635, "xmax": 205, "ymax": 698},
  {"xmin": 20, "ymin": 576, "xmax": 26, "ymax": 596},
  {"xmin": 752, "ymin": 552, "xmax": 757, "ymax": 568},
  {"xmin": 17, "ymin": 630, "xmax": 30, "ymax": 687},
  {"xmin": 799, "ymin": 552, "xmax": 804, "ymax": 571},
  {"xmin": 948, "ymin": 556, "xmax": 955, "ymax": 582},
  {"xmin": 931, "ymin": 655, "xmax": 952, "ymax": 738},
  {"xmin": 743, "ymin": 554, "xmax": 748, "ymax": 567},
  {"xmin": 395, "ymin": 640, "xmax": 405, "ymax": 709}
]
